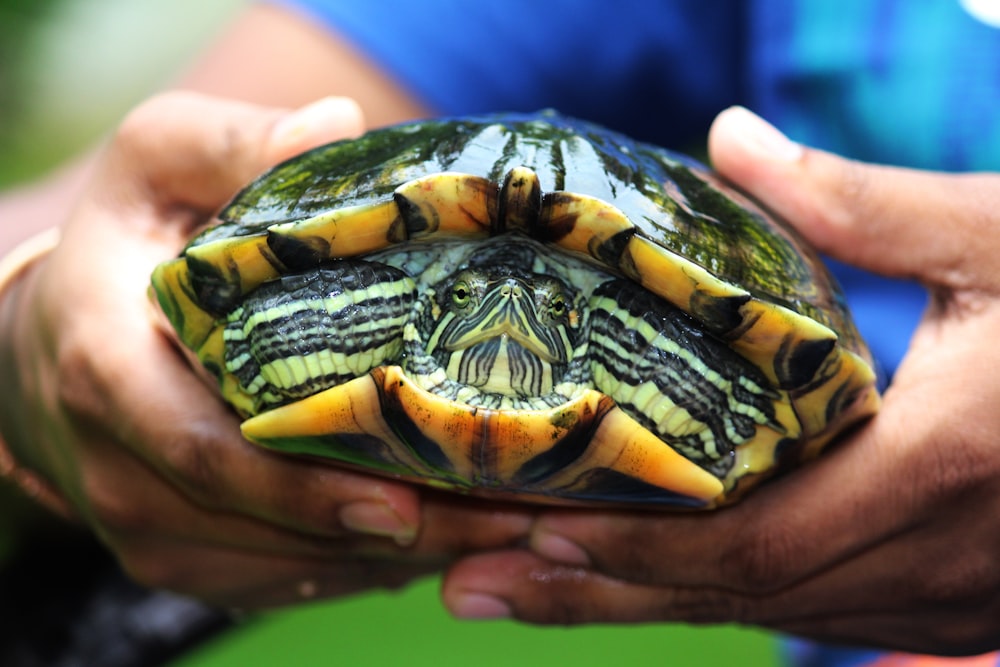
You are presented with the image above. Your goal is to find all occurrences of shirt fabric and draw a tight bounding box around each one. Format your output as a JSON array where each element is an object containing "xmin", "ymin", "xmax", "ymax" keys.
[{"xmin": 277, "ymin": 1, "xmax": 1000, "ymax": 664}]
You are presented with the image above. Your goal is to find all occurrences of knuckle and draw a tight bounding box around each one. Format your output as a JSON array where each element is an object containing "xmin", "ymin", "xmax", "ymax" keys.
[
  {"xmin": 722, "ymin": 520, "xmax": 801, "ymax": 594},
  {"xmin": 913, "ymin": 555, "xmax": 997, "ymax": 611},
  {"xmin": 114, "ymin": 91, "xmax": 201, "ymax": 149},
  {"xmin": 56, "ymin": 334, "xmax": 110, "ymax": 424},
  {"xmin": 818, "ymin": 156, "xmax": 881, "ymax": 231},
  {"xmin": 84, "ymin": 473, "xmax": 150, "ymax": 535},
  {"xmin": 116, "ymin": 546, "xmax": 190, "ymax": 593},
  {"xmin": 157, "ymin": 422, "xmax": 229, "ymax": 509},
  {"xmin": 666, "ymin": 588, "xmax": 752, "ymax": 625}
]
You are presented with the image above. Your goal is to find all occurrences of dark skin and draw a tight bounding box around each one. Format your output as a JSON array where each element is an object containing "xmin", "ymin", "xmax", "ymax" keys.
[{"xmin": 2, "ymin": 4, "xmax": 1000, "ymax": 654}]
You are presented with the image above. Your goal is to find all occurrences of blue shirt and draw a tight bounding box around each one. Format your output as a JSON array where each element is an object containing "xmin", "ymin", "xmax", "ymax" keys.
[{"xmin": 279, "ymin": 2, "xmax": 1000, "ymax": 664}]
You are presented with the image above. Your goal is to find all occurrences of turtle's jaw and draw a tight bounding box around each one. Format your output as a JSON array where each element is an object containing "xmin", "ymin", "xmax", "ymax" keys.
[
  {"xmin": 443, "ymin": 334, "xmax": 560, "ymax": 397},
  {"xmin": 444, "ymin": 317, "xmax": 561, "ymax": 363}
]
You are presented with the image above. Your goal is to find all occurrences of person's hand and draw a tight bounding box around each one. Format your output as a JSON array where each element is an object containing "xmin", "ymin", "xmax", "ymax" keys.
[
  {"xmin": 0, "ymin": 92, "xmax": 531, "ymax": 609},
  {"xmin": 440, "ymin": 106, "xmax": 1000, "ymax": 656}
]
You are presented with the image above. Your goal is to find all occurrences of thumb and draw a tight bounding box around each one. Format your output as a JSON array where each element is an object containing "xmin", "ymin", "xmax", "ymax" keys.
[
  {"xmin": 708, "ymin": 106, "xmax": 997, "ymax": 290},
  {"xmin": 102, "ymin": 91, "xmax": 365, "ymax": 219}
]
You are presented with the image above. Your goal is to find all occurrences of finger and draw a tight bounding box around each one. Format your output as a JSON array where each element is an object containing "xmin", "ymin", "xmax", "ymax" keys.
[
  {"xmin": 445, "ymin": 550, "xmax": 1000, "ymax": 655},
  {"xmin": 101, "ymin": 91, "xmax": 364, "ymax": 221},
  {"xmin": 443, "ymin": 550, "xmax": 754, "ymax": 625},
  {"xmin": 109, "ymin": 346, "xmax": 422, "ymax": 544},
  {"xmin": 707, "ymin": 106, "xmax": 1000, "ymax": 289},
  {"xmin": 413, "ymin": 494, "xmax": 535, "ymax": 554},
  {"xmin": 71, "ymin": 419, "xmax": 425, "ymax": 561},
  {"xmin": 519, "ymin": 345, "xmax": 996, "ymax": 595},
  {"xmin": 45, "ymin": 211, "xmax": 422, "ymax": 544},
  {"xmin": 117, "ymin": 536, "xmax": 437, "ymax": 610},
  {"xmin": 444, "ymin": 550, "xmax": 622, "ymax": 623},
  {"xmin": 444, "ymin": 552, "xmax": 988, "ymax": 655},
  {"xmin": 52, "ymin": 284, "xmax": 421, "ymax": 544}
]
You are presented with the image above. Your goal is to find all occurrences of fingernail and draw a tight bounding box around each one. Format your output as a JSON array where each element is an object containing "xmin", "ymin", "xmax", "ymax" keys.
[
  {"xmin": 272, "ymin": 96, "xmax": 364, "ymax": 145},
  {"xmin": 531, "ymin": 531, "xmax": 591, "ymax": 566},
  {"xmin": 339, "ymin": 501, "xmax": 417, "ymax": 546},
  {"xmin": 724, "ymin": 106, "xmax": 803, "ymax": 162},
  {"xmin": 450, "ymin": 593, "xmax": 512, "ymax": 620}
]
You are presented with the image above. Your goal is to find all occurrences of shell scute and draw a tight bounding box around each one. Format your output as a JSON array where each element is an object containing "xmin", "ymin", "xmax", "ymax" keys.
[
  {"xmin": 393, "ymin": 173, "xmax": 496, "ymax": 238},
  {"xmin": 267, "ymin": 200, "xmax": 404, "ymax": 265}
]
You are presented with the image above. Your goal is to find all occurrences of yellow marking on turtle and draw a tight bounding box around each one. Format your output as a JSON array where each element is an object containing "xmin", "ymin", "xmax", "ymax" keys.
[
  {"xmin": 726, "ymin": 299, "xmax": 839, "ymax": 391},
  {"xmin": 242, "ymin": 363, "xmax": 724, "ymax": 503},
  {"xmin": 240, "ymin": 372, "xmax": 444, "ymax": 478},
  {"xmin": 540, "ymin": 193, "xmax": 635, "ymax": 255},
  {"xmin": 185, "ymin": 233, "xmax": 283, "ymax": 306},
  {"xmin": 538, "ymin": 407, "xmax": 725, "ymax": 504},
  {"xmin": 727, "ymin": 401, "xmax": 801, "ymax": 491},
  {"xmin": 381, "ymin": 366, "xmax": 607, "ymax": 482},
  {"xmin": 394, "ymin": 173, "xmax": 496, "ymax": 238},
  {"xmin": 195, "ymin": 325, "xmax": 225, "ymax": 374},
  {"xmin": 150, "ymin": 258, "xmax": 219, "ymax": 350},
  {"xmin": 790, "ymin": 347, "xmax": 880, "ymax": 452},
  {"xmin": 268, "ymin": 200, "xmax": 404, "ymax": 259},
  {"xmin": 626, "ymin": 234, "xmax": 750, "ymax": 310}
]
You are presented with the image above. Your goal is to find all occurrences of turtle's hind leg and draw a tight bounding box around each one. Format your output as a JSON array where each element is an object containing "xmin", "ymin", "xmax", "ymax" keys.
[{"xmin": 587, "ymin": 279, "xmax": 796, "ymax": 479}]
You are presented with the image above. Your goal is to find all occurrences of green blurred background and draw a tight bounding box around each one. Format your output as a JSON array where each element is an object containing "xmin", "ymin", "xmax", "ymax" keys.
[{"xmin": 0, "ymin": 1, "xmax": 779, "ymax": 664}]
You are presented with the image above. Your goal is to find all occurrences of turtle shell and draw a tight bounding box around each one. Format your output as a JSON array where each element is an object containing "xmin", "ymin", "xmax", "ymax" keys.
[{"xmin": 151, "ymin": 111, "xmax": 879, "ymax": 509}]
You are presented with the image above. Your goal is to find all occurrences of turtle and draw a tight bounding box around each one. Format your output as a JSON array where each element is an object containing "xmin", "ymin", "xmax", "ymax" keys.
[{"xmin": 151, "ymin": 111, "xmax": 880, "ymax": 509}]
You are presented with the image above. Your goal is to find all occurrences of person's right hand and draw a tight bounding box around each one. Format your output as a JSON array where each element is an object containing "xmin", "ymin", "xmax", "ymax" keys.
[
  {"xmin": 437, "ymin": 107, "xmax": 1000, "ymax": 655},
  {"xmin": 0, "ymin": 92, "xmax": 532, "ymax": 609}
]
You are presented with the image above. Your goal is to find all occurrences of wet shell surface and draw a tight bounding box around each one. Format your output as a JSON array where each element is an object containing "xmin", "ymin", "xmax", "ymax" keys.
[{"xmin": 151, "ymin": 111, "xmax": 880, "ymax": 508}]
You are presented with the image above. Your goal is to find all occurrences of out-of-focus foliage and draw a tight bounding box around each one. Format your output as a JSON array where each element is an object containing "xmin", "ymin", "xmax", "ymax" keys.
[
  {"xmin": 0, "ymin": 0, "xmax": 66, "ymax": 174},
  {"xmin": 0, "ymin": 0, "xmax": 244, "ymax": 186}
]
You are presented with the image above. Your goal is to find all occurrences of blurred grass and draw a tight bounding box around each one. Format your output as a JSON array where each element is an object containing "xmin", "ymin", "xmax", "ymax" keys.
[
  {"xmin": 175, "ymin": 576, "xmax": 778, "ymax": 667},
  {"xmin": 0, "ymin": 2, "xmax": 780, "ymax": 665}
]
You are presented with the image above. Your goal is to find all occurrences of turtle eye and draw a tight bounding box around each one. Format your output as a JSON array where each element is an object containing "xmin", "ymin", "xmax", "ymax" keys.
[
  {"xmin": 549, "ymin": 295, "xmax": 567, "ymax": 318},
  {"xmin": 452, "ymin": 281, "xmax": 471, "ymax": 308}
]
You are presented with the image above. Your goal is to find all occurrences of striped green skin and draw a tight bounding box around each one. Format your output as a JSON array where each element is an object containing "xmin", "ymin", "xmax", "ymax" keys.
[
  {"xmin": 587, "ymin": 280, "xmax": 778, "ymax": 478},
  {"xmin": 224, "ymin": 261, "xmax": 415, "ymax": 408},
  {"xmin": 225, "ymin": 237, "xmax": 778, "ymax": 478}
]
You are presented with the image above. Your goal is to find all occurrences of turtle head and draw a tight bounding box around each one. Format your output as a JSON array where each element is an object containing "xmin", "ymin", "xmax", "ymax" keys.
[{"xmin": 425, "ymin": 256, "xmax": 583, "ymax": 397}]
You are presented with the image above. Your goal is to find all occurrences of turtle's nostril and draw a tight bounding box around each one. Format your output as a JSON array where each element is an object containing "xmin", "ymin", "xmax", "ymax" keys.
[{"xmin": 499, "ymin": 279, "xmax": 522, "ymax": 298}]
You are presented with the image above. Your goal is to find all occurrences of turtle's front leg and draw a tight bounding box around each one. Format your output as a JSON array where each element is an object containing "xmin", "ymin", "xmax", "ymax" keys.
[{"xmin": 223, "ymin": 260, "xmax": 416, "ymax": 413}]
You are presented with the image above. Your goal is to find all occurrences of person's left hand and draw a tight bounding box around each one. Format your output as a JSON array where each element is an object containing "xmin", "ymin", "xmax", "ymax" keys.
[
  {"xmin": 0, "ymin": 91, "xmax": 532, "ymax": 609},
  {"xmin": 438, "ymin": 107, "xmax": 1000, "ymax": 656}
]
